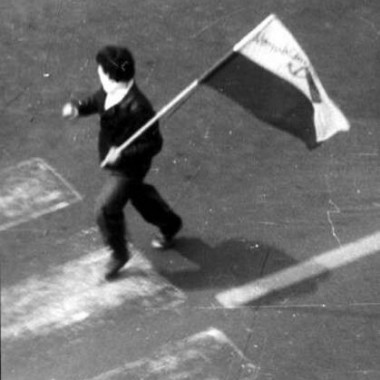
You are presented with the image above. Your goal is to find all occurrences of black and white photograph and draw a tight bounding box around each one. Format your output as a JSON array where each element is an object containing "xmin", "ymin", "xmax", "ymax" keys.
[{"xmin": 1, "ymin": 1, "xmax": 379, "ymax": 379}]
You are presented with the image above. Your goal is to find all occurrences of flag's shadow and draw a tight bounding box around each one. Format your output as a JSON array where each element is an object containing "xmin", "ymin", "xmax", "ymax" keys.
[
  {"xmin": 206, "ymin": 54, "xmax": 318, "ymax": 149},
  {"xmin": 156, "ymin": 237, "xmax": 329, "ymax": 306}
]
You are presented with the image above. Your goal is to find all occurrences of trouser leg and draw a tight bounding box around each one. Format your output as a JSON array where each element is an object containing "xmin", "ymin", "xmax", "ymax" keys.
[
  {"xmin": 95, "ymin": 174, "xmax": 132, "ymax": 261},
  {"xmin": 130, "ymin": 182, "xmax": 182, "ymax": 237}
]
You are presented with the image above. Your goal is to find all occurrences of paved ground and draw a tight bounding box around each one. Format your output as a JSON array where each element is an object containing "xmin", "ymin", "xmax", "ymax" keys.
[{"xmin": 1, "ymin": 1, "xmax": 380, "ymax": 379}]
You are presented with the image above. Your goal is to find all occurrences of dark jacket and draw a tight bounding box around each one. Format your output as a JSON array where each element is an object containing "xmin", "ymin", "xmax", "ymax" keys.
[{"xmin": 75, "ymin": 84, "xmax": 163, "ymax": 177}]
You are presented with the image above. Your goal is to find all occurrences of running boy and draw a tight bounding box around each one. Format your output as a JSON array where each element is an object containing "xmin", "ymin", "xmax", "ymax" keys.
[{"xmin": 62, "ymin": 46, "xmax": 182, "ymax": 280}]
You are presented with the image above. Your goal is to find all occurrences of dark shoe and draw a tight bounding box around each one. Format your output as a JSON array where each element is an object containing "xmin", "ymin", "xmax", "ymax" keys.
[
  {"xmin": 105, "ymin": 257, "xmax": 128, "ymax": 281},
  {"xmin": 151, "ymin": 218, "xmax": 183, "ymax": 250}
]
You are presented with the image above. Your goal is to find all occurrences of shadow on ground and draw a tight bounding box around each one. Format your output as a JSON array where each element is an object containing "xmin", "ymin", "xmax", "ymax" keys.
[{"xmin": 154, "ymin": 236, "xmax": 330, "ymax": 306}]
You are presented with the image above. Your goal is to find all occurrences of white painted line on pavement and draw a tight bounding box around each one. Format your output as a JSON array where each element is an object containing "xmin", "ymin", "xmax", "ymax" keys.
[
  {"xmin": 1, "ymin": 244, "xmax": 186, "ymax": 340},
  {"xmin": 85, "ymin": 328, "xmax": 258, "ymax": 380},
  {"xmin": 216, "ymin": 231, "xmax": 380, "ymax": 308},
  {"xmin": 0, "ymin": 158, "xmax": 82, "ymax": 231}
]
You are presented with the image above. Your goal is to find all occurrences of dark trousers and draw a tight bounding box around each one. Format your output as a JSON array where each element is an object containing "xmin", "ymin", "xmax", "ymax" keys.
[{"xmin": 95, "ymin": 171, "xmax": 181, "ymax": 260}]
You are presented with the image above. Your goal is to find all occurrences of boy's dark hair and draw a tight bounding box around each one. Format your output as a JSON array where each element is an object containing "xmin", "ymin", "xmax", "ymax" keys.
[{"xmin": 96, "ymin": 45, "xmax": 135, "ymax": 82}]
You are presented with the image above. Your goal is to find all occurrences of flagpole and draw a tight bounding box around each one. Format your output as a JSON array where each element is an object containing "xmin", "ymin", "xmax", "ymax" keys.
[
  {"xmin": 101, "ymin": 14, "xmax": 276, "ymax": 168},
  {"xmin": 100, "ymin": 51, "xmax": 235, "ymax": 167}
]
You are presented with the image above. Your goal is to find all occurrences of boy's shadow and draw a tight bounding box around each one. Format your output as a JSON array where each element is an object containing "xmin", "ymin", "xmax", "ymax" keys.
[{"xmin": 155, "ymin": 237, "xmax": 330, "ymax": 306}]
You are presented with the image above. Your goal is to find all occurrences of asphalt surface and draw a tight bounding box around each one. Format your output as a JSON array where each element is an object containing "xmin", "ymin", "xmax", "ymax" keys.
[{"xmin": 1, "ymin": 1, "xmax": 380, "ymax": 379}]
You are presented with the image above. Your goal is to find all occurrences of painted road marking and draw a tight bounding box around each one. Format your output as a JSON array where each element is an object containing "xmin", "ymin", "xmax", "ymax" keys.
[
  {"xmin": 216, "ymin": 231, "xmax": 380, "ymax": 308},
  {"xmin": 1, "ymin": 240, "xmax": 186, "ymax": 340},
  {"xmin": 0, "ymin": 158, "xmax": 82, "ymax": 231},
  {"xmin": 85, "ymin": 328, "xmax": 257, "ymax": 380}
]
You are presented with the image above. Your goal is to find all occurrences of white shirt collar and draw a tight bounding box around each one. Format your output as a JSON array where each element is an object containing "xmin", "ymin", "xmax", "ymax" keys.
[{"xmin": 104, "ymin": 79, "xmax": 134, "ymax": 110}]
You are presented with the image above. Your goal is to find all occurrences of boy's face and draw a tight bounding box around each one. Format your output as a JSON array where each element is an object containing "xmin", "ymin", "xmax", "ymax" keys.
[{"xmin": 97, "ymin": 65, "xmax": 116, "ymax": 93}]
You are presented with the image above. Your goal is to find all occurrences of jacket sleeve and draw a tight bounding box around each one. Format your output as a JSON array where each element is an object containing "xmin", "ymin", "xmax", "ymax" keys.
[
  {"xmin": 121, "ymin": 101, "xmax": 163, "ymax": 160},
  {"xmin": 73, "ymin": 89, "xmax": 104, "ymax": 116},
  {"xmin": 122, "ymin": 126, "xmax": 163, "ymax": 159}
]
